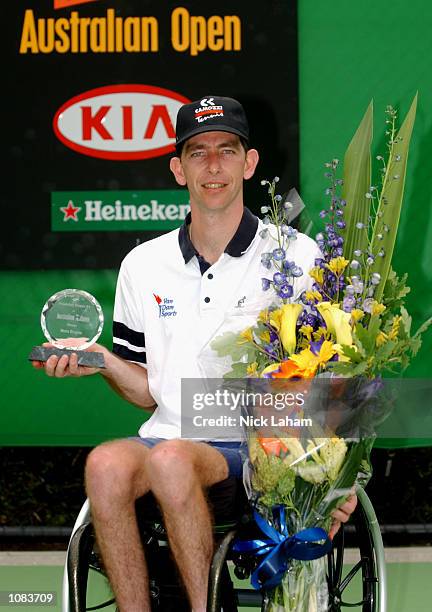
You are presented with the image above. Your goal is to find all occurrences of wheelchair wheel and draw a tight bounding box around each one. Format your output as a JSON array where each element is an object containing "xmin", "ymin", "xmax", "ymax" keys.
[
  {"xmin": 65, "ymin": 521, "xmax": 192, "ymax": 612},
  {"xmin": 327, "ymin": 487, "xmax": 386, "ymax": 612},
  {"xmin": 208, "ymin": 488, "xmax": 386, "ymax": 612}
]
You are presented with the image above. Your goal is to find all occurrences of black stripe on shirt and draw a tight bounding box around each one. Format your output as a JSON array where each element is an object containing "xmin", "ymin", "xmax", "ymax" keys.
[
  {"xmin": 113, "ymin": 343, "xmax": 147, "ymax": 364},
  {"xmin": 113, "ymin": 321, "xmax": 145, "ymax": 348}
]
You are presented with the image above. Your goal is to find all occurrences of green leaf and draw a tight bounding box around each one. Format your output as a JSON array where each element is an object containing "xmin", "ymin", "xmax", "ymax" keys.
[
  {"xmin": 350, "ymin": 361, "xmax": 369, "ymax": 376},
  {"xmin": 374, "ymin": 339, "xmax": 396, "ymax": 362},
  {"xmin": 210, "ymin": 331, "xmax": 248, "ymax": 361},
  {"xmin": 413, "ymin": 316, "xmax": 432, "ymax": 339},
  {"xmin": 223, "ymin": 361, "xmax": 250, "ymax": 379},
  {"xmin": 354, "ymin": 322, "xmax": 376, "ymax": 355},
  {"xmin": 400, "ymin": 306, "xmax": 412, "ymax": 337},
  {"xmin": 341, "ymin": 344, "xmax": 363, "ymax": 363},
  {"xmin": 371, "ymin": 94, "xmax": 418, "ymax": 302},
  {"xmin": 341, "ymin": 100, "xmax": 373, "ymax": 263}
]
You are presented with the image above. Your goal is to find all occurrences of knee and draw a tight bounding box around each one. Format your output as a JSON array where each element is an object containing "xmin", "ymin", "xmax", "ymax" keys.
[
  {"xmin": 146, "ymin": 441, "xmax": 197, "ymax": 504},
  {"xmin": 85, "ymin": 442, "xmax": 138, "ymax": 502}
]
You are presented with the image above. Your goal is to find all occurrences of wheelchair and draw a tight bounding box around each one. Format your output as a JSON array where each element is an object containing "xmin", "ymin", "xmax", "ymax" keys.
[{"xmin": 62, "ymin": 476, "xmax": 387, "ymax": 612}]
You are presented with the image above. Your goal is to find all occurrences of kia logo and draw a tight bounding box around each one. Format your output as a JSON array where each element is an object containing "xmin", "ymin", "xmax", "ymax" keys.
[{"xmin": 53, "ymin": 85, "xmax": 190, "ymax": 160}]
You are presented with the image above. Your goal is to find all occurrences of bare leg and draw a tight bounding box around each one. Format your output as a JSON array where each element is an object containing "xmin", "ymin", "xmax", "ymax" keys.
[
  {"xmin": 146, "ymin": 440, "xmax": 229, "ymax": 611},
  {"xmin": 85, "ymin": 439, "xmax": 153, "ymax": 612}
]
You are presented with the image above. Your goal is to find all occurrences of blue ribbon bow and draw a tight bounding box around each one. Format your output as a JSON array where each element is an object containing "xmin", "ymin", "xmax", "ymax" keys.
[{"xmin": 232, "ymin": 506, "xmax": 332, "ymax": 590}]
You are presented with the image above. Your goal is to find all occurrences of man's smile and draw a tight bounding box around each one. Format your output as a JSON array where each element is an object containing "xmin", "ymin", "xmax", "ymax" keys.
[{"xmin": 202, "ymin": 182, "xmax": 227, "ymax": 189}]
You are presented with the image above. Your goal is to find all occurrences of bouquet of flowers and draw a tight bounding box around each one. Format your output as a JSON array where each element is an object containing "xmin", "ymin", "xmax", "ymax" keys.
[{"xmin": 208, "ymin": 94, "xmax": 431, "ymax": 611}]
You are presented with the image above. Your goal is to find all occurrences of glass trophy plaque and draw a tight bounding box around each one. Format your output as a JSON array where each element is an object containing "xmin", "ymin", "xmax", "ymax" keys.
[{"xmin": 28, "ymin": 289, "xmax": 105, "ymax": 368}]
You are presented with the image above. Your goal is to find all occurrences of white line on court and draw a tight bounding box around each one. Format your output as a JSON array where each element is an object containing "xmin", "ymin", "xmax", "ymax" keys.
[{"xmin": 1, "ymin": 548, "xmax": 432, "ymax": 566}]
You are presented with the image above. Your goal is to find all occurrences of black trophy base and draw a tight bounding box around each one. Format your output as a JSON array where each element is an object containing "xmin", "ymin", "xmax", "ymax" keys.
[{"xmin": 28, "ymin": 346, "xmax": 106, "ymax": 369}]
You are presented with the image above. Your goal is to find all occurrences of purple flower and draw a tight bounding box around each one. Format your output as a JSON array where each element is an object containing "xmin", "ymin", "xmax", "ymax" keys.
[
  {"xmin": 262, "ymin": 278, "xmax": 271, "ymax": 291},
  {"xmin": 320, "ymin": 210, "xmax": 328, "ymax": 218},
  {"xmin": 283, "ymin": 260, "xmax": 296, "ymax": 272},
  {"xmin": 272, "ymin": 248, "xmax": 285, "ymax": 261},
  {"xmin": 273, "ymin": 272, "xmax": 286, "ymax": 285},
  {"xmin": 278, "ymin": 284, "xmax": 293, "ymax": 299},
  {"xmin": 284, "ymin": 226, "xmax": 298, "ymax": 239},
  {"xmin": 342, "ymin": 295, "xmax": 356, "ymax": 312},
  {"xmin": 310, "ymin": 338, "xmax": 324, "ymax": 355},
  {"xmin": 291, "ymin": 266, "xmax": 303, "ymax": 277},
  {"xmin": 336, "ymin": 220, "xmax": 346, "ymax": 229},
  {"xmin": 362, "ymin": 298, "xmax": 374, "ymax": 313},
  {"xmin": 305, "ymin": 313, "xmax": 319, "ymax": 327}
]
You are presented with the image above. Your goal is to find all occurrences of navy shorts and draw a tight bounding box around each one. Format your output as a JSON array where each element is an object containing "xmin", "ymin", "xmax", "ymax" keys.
[{"xmin": 129, "ymin": 437, "xmax": 246, "ymax": 479}]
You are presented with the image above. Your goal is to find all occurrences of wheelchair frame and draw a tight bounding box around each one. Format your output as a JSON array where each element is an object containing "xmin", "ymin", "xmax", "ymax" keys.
[{"xmin": 62, "ymin": 487, "xmax": 386, "ymax": 612}]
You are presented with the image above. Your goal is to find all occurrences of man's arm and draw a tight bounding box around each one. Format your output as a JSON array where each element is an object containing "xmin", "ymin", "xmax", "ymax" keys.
[{"xmin": 32, "ymin": 343, "xmax": 156, "ymax": 410}]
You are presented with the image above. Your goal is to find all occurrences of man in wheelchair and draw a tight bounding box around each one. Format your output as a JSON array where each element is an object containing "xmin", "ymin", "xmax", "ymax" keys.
[{"xmin": 33, "ymin": 95, "xmax": 357, "ymax": 611}]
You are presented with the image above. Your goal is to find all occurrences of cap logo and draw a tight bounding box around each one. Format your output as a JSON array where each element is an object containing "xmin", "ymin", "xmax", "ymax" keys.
[{"xmin": 194, "ymin": 99, "xmax": 224, "ymax": 124}]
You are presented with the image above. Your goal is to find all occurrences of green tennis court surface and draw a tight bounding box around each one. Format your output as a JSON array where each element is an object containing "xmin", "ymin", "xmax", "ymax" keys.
[{"xmin": 1, "ymin": 550, "xmax": 431, "ymax": 611}]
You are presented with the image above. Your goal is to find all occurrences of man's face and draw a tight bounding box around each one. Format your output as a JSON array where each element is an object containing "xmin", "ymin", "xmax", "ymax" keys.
[{"xmin": 170, "ymin": 131, "xmax": 258, "ymax": 213}]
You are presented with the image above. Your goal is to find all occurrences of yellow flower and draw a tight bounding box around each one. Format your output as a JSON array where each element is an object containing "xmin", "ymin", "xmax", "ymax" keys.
[
  {"xmin": 309, "ymin": 266, "xmax": 324, "ymax": 285},
  {"xmin": 247, "ymin": 362, "xmax": 259, "ymax": 376},
  {"xmin": 289, "ymin": 340, "xmax": 337, "ymax": 374},
  {"xmin": 269, "ymin": 308, "xmax": 283, "ymax": 331},
  {"xmin": 376, "ymin": 331, "xmax": 388, "ymax": 347},
  {"xmin": 238, "ymin": 327, "xmax": 253, "ymax": 344},
  {"xmin": 316, "ymin": 302, "xmax": 339, "ymax": 336},
  {"xmin": 351, "ymin": 309, "xmax": 365, "ymax": 324},
  {"xmin": 313, "ymin": 326, "xmax": 329, "ymax": 341},
  {"xmin": 389, "ymin": 315, "xmax": 402, "ymax": 340},
  {"xmin": 317, "ymin": 302, "xmax": 353, "ymax": 362},
  {"xmin": 280, "ymin": 303, "xmax": 303, "ymax": 355},
  {"xmin": 326, "ymin": 257, "xmax": 350, "ymax": 275},
  {"xmin": 305, "ymin": 290, "xmax": 323, "ymax": 303},
  {"xmin": 258, "ymin": 309, "xmax": 269, "ymax": 324},
  {"xmin": 299, "ymin": 324, "xmax": 314, "ymax": 340},
  {"xmin": 259, "ymin": 330, "xmax": 271, "ymax": 343},
  {"xmin": 318, "ymin": 340, "xmax": 338, "ymax": 363},
  {"xmin": 372, "ymin": 302, "xmax": 386, "ymax": 316},
  {"xmin": 331, "ymin": 308, "xmax": 354, "ymax": 346},
  {"xmin": 317, "ymin": 302, "xmax": 353, "ymax": 346}
]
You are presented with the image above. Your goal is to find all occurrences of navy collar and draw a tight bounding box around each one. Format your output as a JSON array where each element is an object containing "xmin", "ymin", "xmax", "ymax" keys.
[{"xmin": 178, "ymin": 207, "xmax": 259, "ymax": 265}]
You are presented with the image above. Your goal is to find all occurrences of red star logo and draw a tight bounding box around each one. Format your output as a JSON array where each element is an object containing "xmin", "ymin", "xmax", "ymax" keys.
[{"xmin": 61, "ymin": 200, "xmax": 81, "ymax": 221}]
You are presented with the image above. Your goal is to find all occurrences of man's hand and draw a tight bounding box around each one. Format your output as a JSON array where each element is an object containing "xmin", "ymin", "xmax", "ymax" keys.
[
  {"xmin": 31, "ymin": 342, "xmax": 106, "ymax": 378},
  {"xmin": 328, "ymin": 492, "xmax": 358, "ymax": 540}
]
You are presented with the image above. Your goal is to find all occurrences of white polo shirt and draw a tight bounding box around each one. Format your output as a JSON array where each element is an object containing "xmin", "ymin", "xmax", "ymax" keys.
[{"xmin": 112, "ymin": 207, "xmax": 321, "ymax": 440}]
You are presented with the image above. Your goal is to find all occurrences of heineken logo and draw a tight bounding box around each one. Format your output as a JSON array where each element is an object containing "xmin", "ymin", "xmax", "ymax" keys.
[
  {"xmin": 53, "ymin": 85, "xmax": 190, "ymax": 160},
  {"xmin": 52, "ymin": 190, "xmax": 190, "ymax": 231}
]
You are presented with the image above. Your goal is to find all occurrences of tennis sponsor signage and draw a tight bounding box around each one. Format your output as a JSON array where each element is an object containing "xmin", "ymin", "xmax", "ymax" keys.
[
  {"xmin": 53, "ymin": 85, "xmax": 189, "ymax": 160},
  {"xmin": 5, "ymin": 0, "xmax": 298, "ymax": 270},
  {"xmin": 52, "ymin": 190, "xmax": 190, "ymax": 231},
  {"xmin": 19, "ymin": 5, "xmax": 241, "ymax": 56}
]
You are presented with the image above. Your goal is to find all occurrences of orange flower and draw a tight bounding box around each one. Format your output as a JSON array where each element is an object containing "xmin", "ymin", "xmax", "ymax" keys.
[
  {"xmin": 258, "ymin": 436, "xmax": 288, "ymax": 456},
  {"xmin": 270, "ymin": 358, "xmax": 311, "ymax": 379}
]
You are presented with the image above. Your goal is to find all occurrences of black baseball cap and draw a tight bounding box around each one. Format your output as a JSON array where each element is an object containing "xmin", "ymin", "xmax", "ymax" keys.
[{"xmin": 175, "ymin": 96, "xmax": 249, "ymax": 151}]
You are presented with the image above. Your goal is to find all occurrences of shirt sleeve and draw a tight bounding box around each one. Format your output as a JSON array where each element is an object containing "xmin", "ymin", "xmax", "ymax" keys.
[{"xmin": 112, "ymin": 259, "xmax": 147, "ymax": 366}]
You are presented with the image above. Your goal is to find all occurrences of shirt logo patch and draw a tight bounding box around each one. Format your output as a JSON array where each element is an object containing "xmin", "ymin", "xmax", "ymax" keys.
[
  {"xmin": 235, "ymin": 296, "xmax": 247, "ymax": 308},
  {"xmin": 153, "ymin": 293, "xmax": 178, "ymax": 318}
]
